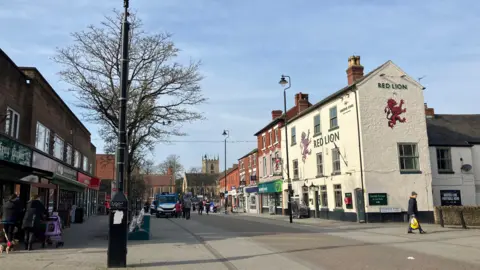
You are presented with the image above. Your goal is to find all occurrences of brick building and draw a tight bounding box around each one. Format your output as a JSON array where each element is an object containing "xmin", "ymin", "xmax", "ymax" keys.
[
  {"xmin": 238, "ymin": 148, "xmax": 259, "ymax": 213},
  {"xmin": 218, "ymin": 164, "xmax": 239, "ymax": 207},
  {"xmin": 144, "ymin": 167, "xmax": 176, "ymax": 200},
  {"xmin": 0, "ymin": 49, "xmax": 99, "ymax": 219},
  {"xmin": 253, "ymin": 93, "xmax": 311, "ymax": 214}
]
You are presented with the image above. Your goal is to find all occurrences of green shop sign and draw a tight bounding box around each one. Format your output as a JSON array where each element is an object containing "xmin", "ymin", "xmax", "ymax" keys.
[
  {"xmin": 0, "ymin": 135, "xmax": 32, "ymax": 166},
  {"xmin": 368, "ymin": 193, "xmax": 388, "ymax": 206},
  {"xmin": 258, "ymin": 180, "xmax": 283, "ymax": 193}
]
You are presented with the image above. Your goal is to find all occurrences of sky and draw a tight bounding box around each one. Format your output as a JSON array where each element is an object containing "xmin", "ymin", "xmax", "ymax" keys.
[{"xmin": 1, "ymin": 0, "xmax": 479, "ymax": 172}]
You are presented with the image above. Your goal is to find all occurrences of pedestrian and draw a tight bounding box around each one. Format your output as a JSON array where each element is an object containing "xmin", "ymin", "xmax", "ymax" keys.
[
  {"xmin": 144, "ymin": 201, "xmax": 150, "ymax": 214},
  {"xmin": 175, "ymin": 201, "xmax": 182, "ymax": 218},
  {"xmin": 22, "ymin": 194, "xmax": 47, "ymax": 250},
  {"xmin": 183, "ymin": 197, "xmax": 192, "ymax": 220},
  {"xmin": 198, "ymin": 200, "xmax": 203, "ymax": 215},
  {"xmin": 1, "ymin": 194, "xmax": 23, "ymax": 245},
  {"xmin": 205, "ymin": 200, "xmax": 210, "ymax": 215},
  {"xmin": 407, "ymin": 191, "xmax": 426, "ymax": 234}
]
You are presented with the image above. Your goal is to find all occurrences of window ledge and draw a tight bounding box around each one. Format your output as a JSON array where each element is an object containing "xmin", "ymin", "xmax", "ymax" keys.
[
  {"xmin": 313, "ymin": 132, "xmax": 322, "ymax": 138},
  {"xmin": 400, "ymin": 170, "xmax": 422, "ymax": 175},
  {"xmin": 331, "ymin": 172, "xmax": 341, "ymax": 176},
  {"xmin": 315, "ymin": 174, "xmax": 325, "ymax": 178},
  {"xmin": 292, "ymin": 178, "xmax": 300, "ymax": 181},
  {"xmin": 333, "ymin": 208, "xmax": 344, "ymax": 212},
  {"xmin": 291, "ymin": 142, "xmax": 297, "ymax": 146},
  {"xmin": 328, "ymin": 126, "xmax": 339, "ymax": 132},
  {"xmin": 438, "ymin": 171, "xmax": 455, "ymax": 174}
]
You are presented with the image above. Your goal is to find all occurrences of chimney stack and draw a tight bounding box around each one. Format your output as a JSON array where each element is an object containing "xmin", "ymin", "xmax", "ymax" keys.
[
  {"xmin": 424, "ymin": 103, "xmax": 435, "ymax": 118},
  {"xmin": 271, "ymin": 110, "xmax": 283, "ymax": 120},
  {"xmin": 167, "ymin": 166, "xmax": 173, "ymax": 175},
  {"xmin": 295, "ymin": 92, "xmax": 310, "ymax": 114},
  {"xmin": 346, "ymin": 55, "xmax": 364, "ymax": 85}
]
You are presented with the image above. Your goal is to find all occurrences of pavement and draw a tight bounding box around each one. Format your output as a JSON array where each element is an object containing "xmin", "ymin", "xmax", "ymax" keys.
[{"xmin": 0, "ymin": 212, "xmax": 479, "ymax": 269}]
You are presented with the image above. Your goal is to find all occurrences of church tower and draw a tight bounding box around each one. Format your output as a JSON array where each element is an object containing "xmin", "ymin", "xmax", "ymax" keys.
[{"xmin": 202, "ymin": 154, "xmax": 219, "ymax": 174}]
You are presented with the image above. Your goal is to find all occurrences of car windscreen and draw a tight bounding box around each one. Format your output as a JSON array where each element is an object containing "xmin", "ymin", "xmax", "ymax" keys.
[{"xmin": 158, "ymin": 196, "xmax": 176, "ymax": 203}]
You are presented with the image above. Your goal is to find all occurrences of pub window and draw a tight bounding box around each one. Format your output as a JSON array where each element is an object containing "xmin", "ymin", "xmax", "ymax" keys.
[
  {"xmin": 334, "ymin": 184, "xmax": 342, "ymax": 208},
  {"xmin": 316, "ymin": 152, "xmax": 323, "ymax": 176},
  {"xmin": 74, "ymin": 150, "xmax": 81, "ymax": 168},
  {"xmin": 398, "ymin": 143, "xmax": 419, "ymax": 171},
  {"xmin": 436, "ymin": 147, "xmax": 452, "ymax": 172},
  {"xmin": 291, "ymin": 126, "xmax": 296, "ymax": 145},
  {"xmin": 313, "ymin": 114, "xmax": 321, "ymax": 135},
  {"xmin": 35, "ymin": 122, "xmax": 51, "ymax": 153},
  {"xmin": 293, "ymin": 159, "xmax": 299, "ymax": 179},
  {"xmin": 320, "ymin": 185, "xmax": 328, "ymax": 207},
  {"xmin": 66, "ymin": 144, "xmax": 73, "ymax": 165},
  {"xmin": 329, "ymin": 106, "xmax": 338, "ymax": 129},
  {"xmin": 5, "ymin": 107, "xmax": 20, "ymax": 139},
  {"xmin": 332, "ymin": 148, "xmax": 341, "ymax": 174}
]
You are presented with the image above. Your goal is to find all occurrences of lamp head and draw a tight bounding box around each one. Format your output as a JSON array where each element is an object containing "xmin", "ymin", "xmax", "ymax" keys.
[
  {"xmin": 279, "ymin": 75, "xmax": 288, "ymax": 87},
  {"xmin": 222, "ymin": 130, "xmax": 228, "ymax": 136}
]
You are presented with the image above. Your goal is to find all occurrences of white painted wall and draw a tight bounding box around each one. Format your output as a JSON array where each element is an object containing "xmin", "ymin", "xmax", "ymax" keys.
[
  {"xmin": 430, "ymin": 146, "xmax": 478, "ymax": 206},
  {"xmin": 357, "ymin": 62, "xmax": 433, "ymax": 213}
]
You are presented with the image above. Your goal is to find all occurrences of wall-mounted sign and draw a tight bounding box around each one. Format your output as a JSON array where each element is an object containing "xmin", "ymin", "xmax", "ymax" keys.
[
  {"xmin": 77, "ymin": 172, "xmax": 92, "ymax": 186},
  {"xmin": 0, "ymin": 135, "xmax": 32, "ymax": 166},
  {"xmin": 313, "ymin": 131, "xmax": 340, "ymax": 148},
  {"xmin": 385, "ymin": 98, "xmax": 406, "ymax": 129},
  {"xmin": 440, "ymin": 190, "xmax": 462, "ymax": 206},
  {"xmin": 32, "ymin": 152, "xmax": 57, "ymax": 172},
  {"xmin": 378, "ymin": 83, "xmax": 408, "ymax": 90},
  {"xmin": 380, "ymin": 207, "xmax": 401, "ymax": 213},
  {"xmin": 340, "ymin": 104, "xmax": 354, "ymax": 114},
  {"xmin": 300, "ymin": 130, "xmax": 312, "ymax": 162},
  {"xmin": 368, "ymin": 193, "xmax": 388, "ymax": 206},
  {"xmin": 56, "ymin": 164, "xmax": 77, "ymax": 181}
]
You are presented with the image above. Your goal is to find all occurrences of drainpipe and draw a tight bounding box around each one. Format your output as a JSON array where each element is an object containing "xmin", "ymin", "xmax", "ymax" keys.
[{"xmin": 352, "ymin": 88, "xmax": 367, "ymax": 223}]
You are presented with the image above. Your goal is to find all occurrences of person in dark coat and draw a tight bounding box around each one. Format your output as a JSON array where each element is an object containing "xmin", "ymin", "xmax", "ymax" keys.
[
  {"xmin": 407, "ymin": 191, "xmax": 426, "ymax": 234},
  {"xmin": 1, "ymin": 194, "xmax": 23, "ymax": 243},
  {"xmin": 22, "ymin": 194, "xmax": 46, "ymax": 250}
]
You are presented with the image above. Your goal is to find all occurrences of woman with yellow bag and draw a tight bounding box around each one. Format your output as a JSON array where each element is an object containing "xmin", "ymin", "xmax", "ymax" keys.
[{"xmin": 407, "ymin": 191, "xmax": 426, "ymax": 234}]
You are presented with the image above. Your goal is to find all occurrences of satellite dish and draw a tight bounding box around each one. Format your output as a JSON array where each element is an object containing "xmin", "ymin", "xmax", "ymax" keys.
[{"xmin": 461, "ymin": 164, "xmax": 472, "ymax": 172}]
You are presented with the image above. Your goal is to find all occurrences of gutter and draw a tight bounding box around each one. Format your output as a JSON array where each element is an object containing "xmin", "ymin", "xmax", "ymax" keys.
[{"xmin": 352, "ymin": 88, "xmax": 367, "ymax": 223}]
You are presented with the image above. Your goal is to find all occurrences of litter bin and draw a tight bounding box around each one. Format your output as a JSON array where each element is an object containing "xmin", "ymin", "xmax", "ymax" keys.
[{"xmin": 75, "ymin": 207, "xmax": 84, "ymax": 223}]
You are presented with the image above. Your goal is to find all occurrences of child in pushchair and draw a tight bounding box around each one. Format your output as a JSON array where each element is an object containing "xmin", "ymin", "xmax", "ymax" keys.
[{"xmin": 44, "ymin": 215, "xmax": 64, "ymax": 248}]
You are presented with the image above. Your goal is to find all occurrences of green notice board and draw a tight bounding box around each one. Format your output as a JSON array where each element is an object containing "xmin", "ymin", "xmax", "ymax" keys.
[{"xmin": 368, "ymin": 193, "xmax": 388, "ymax": 206}]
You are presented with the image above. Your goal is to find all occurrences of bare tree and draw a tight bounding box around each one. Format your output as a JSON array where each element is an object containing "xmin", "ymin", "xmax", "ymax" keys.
[
  {"xmin": 188, "ymin": 167, "xmax": 202, "ymax": 173},
  {"xmin": 53, "ymin": 10, "xmax": 206, "ymax": 183},
  {"xmin": 157, "ymin": 154, "xmax": 184, "ymax": 179},
  {"xmin": 140, "ymin": 159, "xmax": 156, "ymax": 175}
]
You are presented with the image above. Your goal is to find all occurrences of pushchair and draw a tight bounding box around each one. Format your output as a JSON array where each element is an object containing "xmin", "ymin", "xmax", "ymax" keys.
[{"xmin": 44, "ymin": 215, "xmax": 64, "ymax": 248}]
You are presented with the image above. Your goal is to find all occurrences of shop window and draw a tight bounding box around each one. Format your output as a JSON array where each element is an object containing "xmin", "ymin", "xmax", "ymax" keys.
[
  {"xmin": 5, "ymin": 107, "xmax": 20, "ymax": 139},
  {"xmin": 316, "ymin": 152, "xmax": 323, "ymax": 176},
  {"xmin": 74, "ymin": 150, "xmax": 81, "ymax": 168},
  {"xmin": 320, "ymin": 185, "xmax": 328, "ymax": 207},
  {"xmin": 332, "ymin": 148, "xmax": 341, "ymax": 174},
  {"xmin": 250, "ymin": 195, "xmax": 256, "ymax": 210},
  {"xmin": 293, "ymin": 159, "xmax": 299, "ymax": 179},
  {"xmin": 291, "ymin": 126, "xmax": 296, "ymax": 145},
  {"xmin": 313, "ymin": 114, "xmax": 321, "ymax": 135},
  {"xmin": 436, "ymin": 147, "xmax": 452, "ymax": 172},
  {"xmin": 398, "ymin": 143, "xmax": 420, "ymax": 172},
  {"xmin": 35, "ymin": 122, "xmax": 50, "ymax": 153},
  {"xmin": 262, "ymin": 194, "xmax": 268, "ymax": 207},
  {"xmin": 53, "ymin": 134, "xmax": 65, "ymax": 161},
  {"xmin": 329, "ymin": 106, "xmax": 338, "ymax": 129},
  {"xmin": 334, "ymin": 184, "xmax": 342, "ymax": 208},
  {"xmin": 66, "ymin": 144, "xmax": 73, "ymax": 165}
]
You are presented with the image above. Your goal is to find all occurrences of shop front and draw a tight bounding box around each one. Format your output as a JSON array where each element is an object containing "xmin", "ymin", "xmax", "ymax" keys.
[
  {"xmin": 237, "ymin": 187, "xmax": 245, "ymax": 213},
  {"xmin": 1, "ymin": 135, "xmax": 53, "ymax": 209},
  {"xmin": 229, "ymin": 188, "xmax": 237, "ymax": 209},
  {"xmin": 32, "ymin": 152, "xmax": 87, "ymax": 223},
  {"xmin": 245, "ymin": 185, "xmax": 259, "ymax": 214},
  {"xmin": 258, "ymin": 179, "xmax": 283, "ymax": 215},
  {"xmin": 77, "ymin": 172, "xmax": 100, "ymax": 218}
]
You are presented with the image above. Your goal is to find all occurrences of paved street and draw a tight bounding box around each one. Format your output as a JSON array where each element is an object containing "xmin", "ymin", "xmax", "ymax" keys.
[{"xmin": 1, "ymin": 213, "xmax": 480, "ymax": 269}]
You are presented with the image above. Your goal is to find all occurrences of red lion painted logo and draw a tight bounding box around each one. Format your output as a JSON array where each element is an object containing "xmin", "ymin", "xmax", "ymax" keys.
[{"xmin": 384, "ymin": 98, "xmax": 406, "ymax": 128}]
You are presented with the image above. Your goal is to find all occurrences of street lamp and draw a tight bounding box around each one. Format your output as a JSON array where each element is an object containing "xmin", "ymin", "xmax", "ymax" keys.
[
  {"xmin": 222, "ymin": 130, "xmax": 229, "ymax": 214},
  {"xmin": 279, "ymin": 75, "xmax": 293, "ymax": 223},
  {"xmin": 108, "ymin": 0, "xmax": 130, "ymax": 267}
]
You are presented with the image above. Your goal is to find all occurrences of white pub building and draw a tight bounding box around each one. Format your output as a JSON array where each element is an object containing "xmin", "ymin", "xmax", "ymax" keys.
[{"xmin": 281, "ymin": 56, "xmax": 434, "ymax": 223}]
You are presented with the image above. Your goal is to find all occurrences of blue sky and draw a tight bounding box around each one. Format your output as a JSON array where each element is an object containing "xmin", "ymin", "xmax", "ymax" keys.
[{"xmin": 1, "ymin": 0, "xmax": 479, "ymax": 171}]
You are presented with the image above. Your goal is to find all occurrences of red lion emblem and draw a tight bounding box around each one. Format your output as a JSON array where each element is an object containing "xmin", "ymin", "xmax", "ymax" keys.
[{"xmin": 384, "ymin": 98, "xmax": 406, "ymax": 128}]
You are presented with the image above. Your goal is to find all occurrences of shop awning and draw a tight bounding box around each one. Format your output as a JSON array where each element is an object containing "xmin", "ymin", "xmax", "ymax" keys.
[
  {"xmin": 0, "ymin": 160, "xmax": 53, "ymax": 182},
  {"xmin": 50, "ymin": 173, "xmax": 87, "ymax": 193},
  {"xmin": 258, "ymin": 179, "xmax": 283, "ymax": 194}
]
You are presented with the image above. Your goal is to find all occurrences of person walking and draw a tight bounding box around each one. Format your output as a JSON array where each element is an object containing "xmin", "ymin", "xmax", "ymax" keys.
[
  {"xmin": 205, "ymin": 200, "xmax": 210, "ymax": 215},
  {"xmin": 175, "ymin": 201, "xmax": 182, "ymax": 218},
  {"xmin": 407, "ymin": 191, "xmax": 426, "ymax": 234},
  {"xmin": 22, "ymin": 194, "xmax": 46, "ymax": 250},
  {"xmin": 183, "ymin": 197, "xmax": 192, "ymax": 220},
  {"xmin": 198, "ymin": 200, "xmax": 203, "ymax": 215},
  {"xmin": 1, "ymin": 194, "xmax": 23, "ymax": 244}
]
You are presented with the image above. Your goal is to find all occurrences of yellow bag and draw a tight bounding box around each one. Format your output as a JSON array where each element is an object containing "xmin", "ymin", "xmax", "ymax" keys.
[{"xmin": 410, "ymin": 217, "xmax": 419, "ymax": 230}]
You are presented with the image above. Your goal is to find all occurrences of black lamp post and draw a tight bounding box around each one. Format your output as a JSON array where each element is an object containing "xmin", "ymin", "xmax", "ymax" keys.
[
  {"xmin": 222, "ymin": 130, "xmax": 229, "ymax": 214},
  {"xmin": 279, "ymin": 75, "xmax": 293, "ymax": 223},
  {"xmin": 107, "ymin": 0, "xmax": 130, "ymax": 268}
]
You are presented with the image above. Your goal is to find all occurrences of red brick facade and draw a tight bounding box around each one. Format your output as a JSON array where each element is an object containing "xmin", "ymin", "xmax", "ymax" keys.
[
  {"xmin": 238, "ymin": 148, "xmax": 259, "ymax": 187},
  {"xmin": 218, "ymin": 164, "xmax": 239, "ymax": 191}
]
